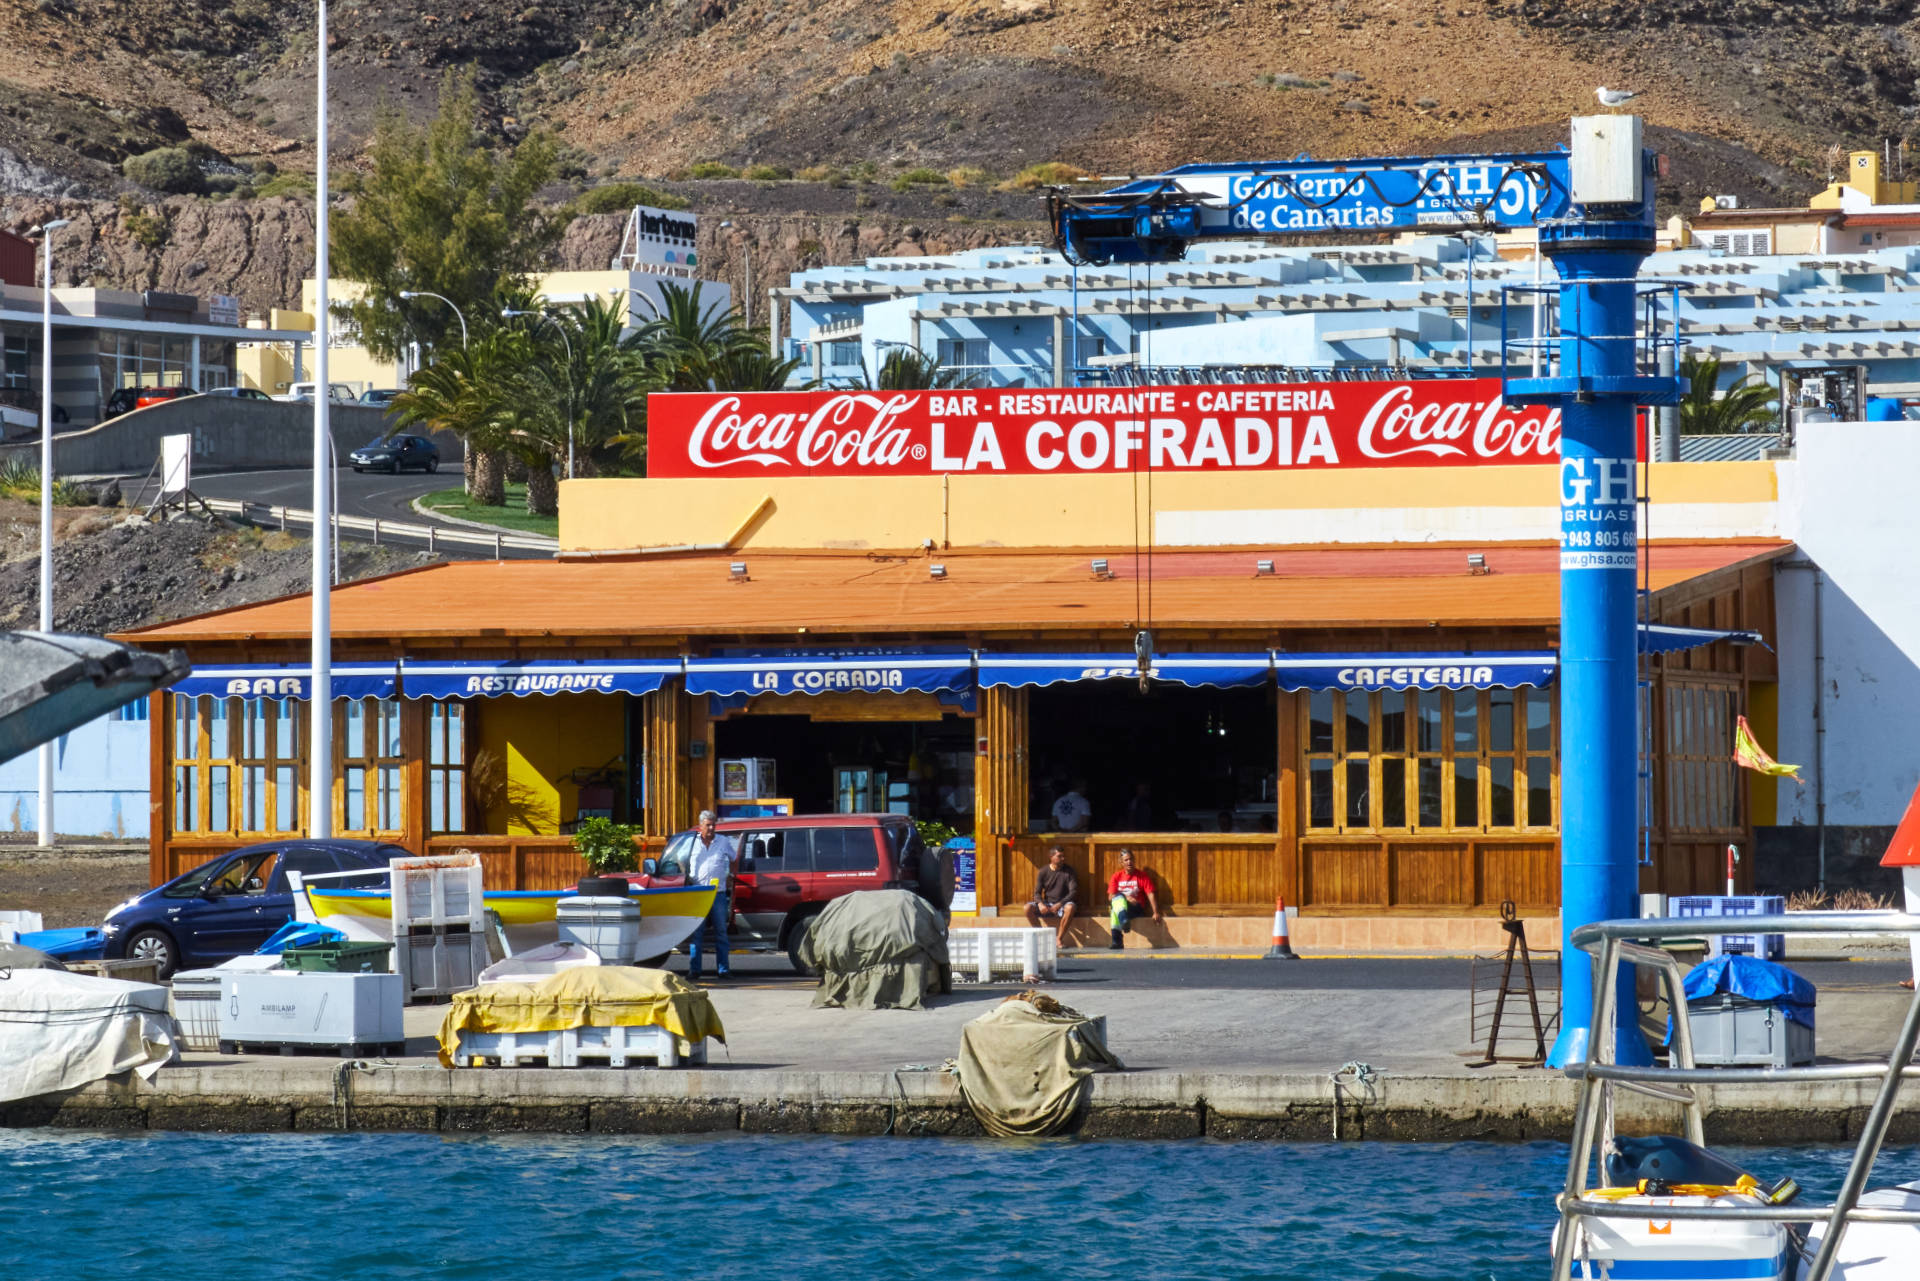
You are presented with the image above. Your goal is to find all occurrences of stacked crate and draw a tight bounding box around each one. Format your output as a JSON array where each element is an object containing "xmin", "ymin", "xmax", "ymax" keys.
[{"xmin": 390, "ymin": 854, "xmax": 490, "ymax": 1001}]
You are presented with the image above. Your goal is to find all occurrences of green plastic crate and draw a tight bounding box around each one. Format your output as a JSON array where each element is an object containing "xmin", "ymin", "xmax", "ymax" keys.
[{"xmin": 280, "ymin": 939, "xmax": 393, "ymax": 973}]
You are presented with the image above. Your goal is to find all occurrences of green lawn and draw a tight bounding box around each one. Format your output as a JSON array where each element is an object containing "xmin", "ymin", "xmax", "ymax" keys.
[{"xmin": 417, "ymin": 484, "xmax": 559, "ymax": 539}]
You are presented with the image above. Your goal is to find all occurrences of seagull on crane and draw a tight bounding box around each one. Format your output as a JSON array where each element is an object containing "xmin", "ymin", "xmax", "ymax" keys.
[{"xmin": 1595, "ymin": 87, "xmax": 1639, "ymax": 109}]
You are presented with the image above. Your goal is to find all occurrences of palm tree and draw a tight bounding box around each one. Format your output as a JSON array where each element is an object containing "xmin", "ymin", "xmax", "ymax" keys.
[
  {"xmin": 633, "ymin": 282, "xmax": 764, "ymax": 390},
  {"xmin": 1679, "ymin": 353, "xmax": 1778, "ymax": 435},
  {"xmin": 389, "ymin": 332, "xmax": 522, "ymax": 505},
  {"xmin": 859, "ymin": 347, "xmax": 977, "ymax": 390}
]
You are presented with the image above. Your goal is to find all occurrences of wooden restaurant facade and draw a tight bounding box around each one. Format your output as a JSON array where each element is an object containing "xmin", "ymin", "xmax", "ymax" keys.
[{"xmin": 120, "ymin": 535, "xmax": 1786, "ymax": 950}]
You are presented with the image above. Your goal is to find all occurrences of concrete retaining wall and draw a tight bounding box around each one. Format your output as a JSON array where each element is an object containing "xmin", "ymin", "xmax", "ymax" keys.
[
  {"xmin": 10, "ymin": 1066, "xmax": 1918, "ymax": 1142},
  {"xmin": 0, "ymin": 397, "xmax": 461, "ymax": 476}
]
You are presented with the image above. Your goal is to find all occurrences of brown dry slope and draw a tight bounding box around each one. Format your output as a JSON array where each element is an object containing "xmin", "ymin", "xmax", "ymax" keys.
[{"xmin": 2, "ymin": 0, "xmax": 1914, "ymax": 200}]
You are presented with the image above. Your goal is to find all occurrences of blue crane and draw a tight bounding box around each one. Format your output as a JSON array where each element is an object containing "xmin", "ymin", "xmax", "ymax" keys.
[{"xmin": 1054, "ymin": 119, "xmax": 1679, "ymax": 1069}]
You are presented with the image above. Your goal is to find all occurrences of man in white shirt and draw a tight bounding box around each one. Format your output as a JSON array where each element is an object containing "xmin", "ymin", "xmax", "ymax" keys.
[
  {"xmin": 686, "ymin": 810, "xmax": 738, "ymax": 981},
  {"xmin": 1052, "ymin": 781, "xmax": 1091, "ymax": 833}
]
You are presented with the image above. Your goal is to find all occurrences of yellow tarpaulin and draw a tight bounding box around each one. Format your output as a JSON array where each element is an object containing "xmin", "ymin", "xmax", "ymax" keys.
[{"xmin": 437, "ymin": 966, "xmax": 726, "ymax": 1067}]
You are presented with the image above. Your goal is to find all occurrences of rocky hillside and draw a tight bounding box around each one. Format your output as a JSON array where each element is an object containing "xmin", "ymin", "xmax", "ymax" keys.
[{"xmin": 1, "ymin": 0, "xmax": 1912, "ymax": 305}]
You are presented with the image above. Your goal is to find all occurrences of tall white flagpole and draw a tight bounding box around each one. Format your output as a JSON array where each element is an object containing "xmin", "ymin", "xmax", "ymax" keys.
[
  {"xmin": 308, "ymin": 0, "xmax": 333, "ymax": 837},
  {"xmin": 37, "ymin": 219, "xmax": 67, "ymax": 845}
]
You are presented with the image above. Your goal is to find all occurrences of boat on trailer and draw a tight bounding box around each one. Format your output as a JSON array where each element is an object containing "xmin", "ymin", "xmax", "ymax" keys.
[{"xmin": 1550, "ymin": 910, "xmax": 1920, "ymax": 1281}]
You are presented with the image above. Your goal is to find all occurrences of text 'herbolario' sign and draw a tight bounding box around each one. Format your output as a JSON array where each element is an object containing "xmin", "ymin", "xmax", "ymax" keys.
[{"xmin": 647, "ymin": 379, "xmax": 1561, "ymax": 477}]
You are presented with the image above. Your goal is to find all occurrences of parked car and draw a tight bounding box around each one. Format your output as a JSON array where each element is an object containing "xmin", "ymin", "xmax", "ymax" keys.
[
  {"xmin": 646, "ymin": 813, "xmax": 953, "ymax": 972},
  {"xmin": 134, "ymin": 385, "xmax": 199, "ymax": 411},
  {"xmin": 206, "ymin": 386, "xmax": 273, "ymax": 402},
  {"xmin": 274, "ymin": 382, "xmax": 357, "ymax": 404},
  {"xmin": 349, "ymin": 434, "xmax": 439, "ymax": 473},
  {"xmin": 100, "ymin": 839, "xmax": 410, "ymax": 979},
  {"xmin": 358, "ymin": 388, "xmax": 403, "ymax": 407}
]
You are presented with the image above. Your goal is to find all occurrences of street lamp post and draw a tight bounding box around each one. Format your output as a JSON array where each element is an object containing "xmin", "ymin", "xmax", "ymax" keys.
[
  {"xmin": 719, "ymin": 221, "xmax": 751, "ymax": 328},
  {"xmin": 502, "ymin": 308, "xmax": 574, "ymax": 478},
  {"xmin": 29, "ymin": 217, "xmax": 70, "ymax": 846},
  {"xmin": 398, "ymin": 290, "xmax": 469, "ymax": 349},
  {"xmin": 310, "ymin": 0, "xmax": 333, "ymax": 840},
  {"xmin": 620, "ymin": 286, "xmax": 662, "ymax": 322}
]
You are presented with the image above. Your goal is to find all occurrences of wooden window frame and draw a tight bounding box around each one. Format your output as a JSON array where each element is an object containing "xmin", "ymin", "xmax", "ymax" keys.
[
  {"xmin": 425, "ymin": 700, "xmax": 469, "ymax": 836},
  {"xmin": 1663, "ymin": 676, "xmax": 1742, "ymax": 836},
  {"xmin": 335, "ymin": 697, "xmax": 407, "ymax": 837},
  {"xmin": 1302, "ymin": 687, "xmax": 1558, "ymax": 836},
  {"xmin": 170, "ymin": 694, "xmax": 308, "ymax": 837},
  {"xmin": 236, "ymin": 697, "xmax": 305, "ymax": 837}
]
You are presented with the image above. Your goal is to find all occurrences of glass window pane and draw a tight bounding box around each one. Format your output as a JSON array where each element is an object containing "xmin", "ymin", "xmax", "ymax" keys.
[
  {"xmin": 345, "ymin": 766, "xmax": 366, "ymax": 830},
  {"xmin": 343, "ymin": 700, "xmax": 365, "ymax": 759},
  {"xmin": 1455, "ymin": 757, "xmax": 1479, "ymax": 827},
  {"xmin": 1381, "ymin": 757, "xmax": 1406, "ymax": 827},
  {"xmin": 429, "ymin": 706, "xmax": 448, "ymax": 766},
  {"xmin": 447, "ymin": 703, "xmax": 465, "ymax": 760},
  {"xmin": 430, "ymin": 774, "xmax": 447, "ymax": 833},
  {"xmin": 208, "ymin": 699, "xmax": 232, "ymax": 758},
  {"xmin": 446, "ymin": 772, "xmax": 463, "ymax": 834},
  {"xmin": 1345, "ymin": 694, "xmax": 1373, "ymax": 755},
  {"xmin": 276, "ymin": 765, "xmax": 297, "ymax": 831},
  {"xmin": 243, "ymin": 765, "xmax": 265, "ymax": 830},
  {"xmin": 1527, "ymin": 755, "xmax": 1552, "ymax": 827},
  {"xmin": 379, "ymin": 702, "xmax": 401, "ymax": 757},
  {"xmin": 1417, "ymin": 758, "xmax": 1443, "ymax": 827},
  {"xmin": 174, "ymin": 766, "xmax": 197, "ymax": 832},
  {"xmin": 1380, "ymin": 691, "xmax": 1406, "ymax": 753},
  {"xmin": 175, "ymin": 696, "xmax": 197, "ymax": 758},
  {"xmin": 379, "ymin": 765, "xmax": 401, "ymax": 830},
  {"xmin": 1308, "ymin": 691, "xmax": 1334, "ymax": 754},
  {"xmin": 1453, "ymin": 690, "xmax": 1479, "ymax": 752},
  {"xmin": 1416, "ymin": 691, "xmax": 1443, "ymax": 753},
  {"xmin": 1490, "ymin": 757, "xmax": 1515, "ymax": 827},
  {"xmin": 1308, "ymin": 759, "xmax": 1333, "ymax": 827},
  {"xmin": 1345, "ymin": 759, "xmax": 1370, "ymax": 827},
  {"xmin": 1490, "ymin": 689, "xmax": 1515, "ymax": 753},
  {"xmin": 275, "ymin": 700, "xmax": 295, "ymax": 757},
  {"xmin": 245, "ymin": 702, "xmax": 268, "ymax": 757},
  {"xmin": 1527, "ymin": 690, "xmax": 1553, "ymax": 752},
  {"xmin": 208, "ymin": 766, "xmax": 230, "ymax": 832}
]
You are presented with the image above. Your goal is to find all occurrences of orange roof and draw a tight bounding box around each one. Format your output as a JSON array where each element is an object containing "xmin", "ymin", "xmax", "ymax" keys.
[{"xmin": 114, "ymin": 540, "xmax": 1791, "ymax": 648}]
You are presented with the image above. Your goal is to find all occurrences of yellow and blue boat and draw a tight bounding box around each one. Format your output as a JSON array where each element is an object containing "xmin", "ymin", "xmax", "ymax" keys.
[{"xmin": 302, "ymin": 883, "xmax": 718, "ymax": 961}]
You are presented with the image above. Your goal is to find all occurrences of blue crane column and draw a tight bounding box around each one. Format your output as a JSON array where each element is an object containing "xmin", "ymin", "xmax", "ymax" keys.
[{"xmin": 1526, "ymin": 219, "xmax": 1661, "ymax": 1069}]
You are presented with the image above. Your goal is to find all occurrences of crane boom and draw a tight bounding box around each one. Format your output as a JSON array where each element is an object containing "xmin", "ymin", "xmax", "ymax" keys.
[{"xmin": 1050, "ymin": 146, "xmax": 1657, "ymax": 264}]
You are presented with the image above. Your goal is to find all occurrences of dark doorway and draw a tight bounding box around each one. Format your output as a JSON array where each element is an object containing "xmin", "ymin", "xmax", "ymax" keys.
[{"xmin": 712, "ymin": 714, "xmax": 976, "ymax": 832}]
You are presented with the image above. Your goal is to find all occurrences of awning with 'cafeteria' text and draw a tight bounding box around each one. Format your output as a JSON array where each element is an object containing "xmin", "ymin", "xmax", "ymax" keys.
[
  {"xmin": 976, "ymin": 653, "xmax": 1274, "ymax": 689},
  {"xmin": 684, "ymin": 651, "xmax": 974, "ymax": 697},
  {"xmin": 172, "ymin": 662, "xmax": 398, "ymax": 701},
  {"xmin": 1271, "ymin": 652, "xmax": 1558, "ymax": 692},
  {"xmin": 398, "ymin": 658, "xmax": 681, "ymax": 699}
]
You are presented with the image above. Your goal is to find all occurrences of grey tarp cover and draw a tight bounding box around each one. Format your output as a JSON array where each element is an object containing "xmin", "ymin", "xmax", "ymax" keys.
[
  {"xmin": 799, "ymin": 889, "xmax": 950, "ymax": 1010},
  {"xmin": 0, "ymin": 942, "xmax": 64, "ymax": 970},
  {"xmin": 957, "ymin": 997, "xmax": 1123, "ymax": 1137},
  {"xmin": 0, "ymin": 969, "xmax": 177, "ymax": 1104}
]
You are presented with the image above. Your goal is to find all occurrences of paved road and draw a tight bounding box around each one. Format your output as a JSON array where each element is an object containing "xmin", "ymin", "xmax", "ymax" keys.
[{"xmin": 189, "ymin": 465, "xmax": 452, "ymax": 525}]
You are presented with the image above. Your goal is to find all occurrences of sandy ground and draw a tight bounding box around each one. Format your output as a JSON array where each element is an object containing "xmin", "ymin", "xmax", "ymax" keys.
[{"xmin": 0, "ymin": 849, "xmax": 148, "ymax": 929}]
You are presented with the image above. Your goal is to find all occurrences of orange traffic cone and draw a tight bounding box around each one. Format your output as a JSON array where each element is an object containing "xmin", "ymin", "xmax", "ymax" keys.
[{"xmin": 1264, "ymin": 895, "xmax": 1299, "ymax": 960}]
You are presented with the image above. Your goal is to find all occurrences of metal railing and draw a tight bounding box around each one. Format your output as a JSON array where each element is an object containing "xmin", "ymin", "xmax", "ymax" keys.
[
  {"xmin": 204, "ymin": 497, "xmax": 556, "ymax": 559},
  {"xmin": 1552, "ymin": 911, "xmax": 1920, "ymax": 1281}
]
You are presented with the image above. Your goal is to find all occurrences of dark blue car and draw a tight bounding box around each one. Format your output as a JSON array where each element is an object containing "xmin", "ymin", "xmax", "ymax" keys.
[{"xmin": 101, "ymin": 839, "xmax": 409, "ymax": 979}]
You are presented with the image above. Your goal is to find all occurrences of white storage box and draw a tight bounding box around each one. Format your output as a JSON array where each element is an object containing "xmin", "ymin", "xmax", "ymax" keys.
[
  {"xmin": 1554, "ymin": 1192, "xmax": 1791, "ymax": 1281},
  {"xmin": 390, "ymin": 853, "xmax": 486, "ymax": 931},
  {"xmin": 949, "ymin": 928, "xmax": 1058, "ymax": 982},
  {"xmin": 557, "ymin": 896, "xmax": 642, "ymax": 964},
  {"xmin": 168, "ymin": 970, "xmax": 225, "ymax": 1052},
  {"xmin": 453, "ymin": 1023, "xmax": 706, "ymax": 1068},
  {"xmin": 1670, "ymin": 895, "xmax": 1786, "ymax": 960},
  {"xmin": 0, "ymin": 909, "xmax": 43, "ymax": 943},
  {"xmin": 396, "ymin": 926, "xmax": 488, "ymax": 1001},
  {"xmin": 218, "ymin": 970, "xmax": 405, "ymax": 1056}
]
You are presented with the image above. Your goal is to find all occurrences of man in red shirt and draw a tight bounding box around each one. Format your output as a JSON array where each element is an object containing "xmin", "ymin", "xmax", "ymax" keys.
[{"xmin": 1105, "ymin": 847, "xmax": 1162, "ymax": 949}]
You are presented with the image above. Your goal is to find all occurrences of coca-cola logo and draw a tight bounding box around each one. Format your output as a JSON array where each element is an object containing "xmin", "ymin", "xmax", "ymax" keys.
[
  {"xmin": 1356, "ymin": 385, "xmax": 1559, "ymax": 462},
  {"xmin": 686, "ymin": 393, "xmax": 917, "ymax": 469}
]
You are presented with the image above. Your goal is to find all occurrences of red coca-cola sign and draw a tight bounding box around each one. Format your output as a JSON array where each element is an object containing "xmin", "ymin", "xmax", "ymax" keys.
[{"xmin": 645, "ymin": 379, "xmax": 1563, "ymax": 477}]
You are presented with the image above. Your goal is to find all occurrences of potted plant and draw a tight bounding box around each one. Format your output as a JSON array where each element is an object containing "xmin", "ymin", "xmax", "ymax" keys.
[{"xmin": 572, "ymin": 816, "xmax": 641, "ymax": 892}]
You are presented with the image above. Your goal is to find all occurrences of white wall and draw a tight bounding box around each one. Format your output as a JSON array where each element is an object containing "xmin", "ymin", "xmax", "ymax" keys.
[
  {"xmin": 0, "ymin": 712, "xmax": 150, "ymax": 839},
  {"xmin": 1773, "ymin": 423, "xmax": 1920, "ymax": 826}
]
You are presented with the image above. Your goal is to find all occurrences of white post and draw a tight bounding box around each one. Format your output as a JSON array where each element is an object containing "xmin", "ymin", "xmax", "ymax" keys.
[
  {"xmin": 308, "ymin": 0, "xmax": 333, "ymax": 839},
  {"xmin": 744, "ymin": 240, "xmax": 752, "ymax": 330},
  {"xmin": 36, "ymin": 220, "xmax": 67, "ymax": 846}
]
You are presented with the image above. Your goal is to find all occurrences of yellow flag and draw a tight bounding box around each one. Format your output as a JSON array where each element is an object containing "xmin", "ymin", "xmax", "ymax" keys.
[{"xmin": 1734, "ymin": 714, "xmax": 1801, "ymax": 782}]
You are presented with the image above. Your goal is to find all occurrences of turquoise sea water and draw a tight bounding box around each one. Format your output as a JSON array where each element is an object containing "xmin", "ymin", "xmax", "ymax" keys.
[{"xmin": 2, "ymin": 1132, "xmax": 1916, "ymax": 1280}]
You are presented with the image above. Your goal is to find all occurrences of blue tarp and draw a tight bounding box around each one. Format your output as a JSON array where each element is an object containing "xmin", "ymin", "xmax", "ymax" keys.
[
  {"xmin": 14, "ymin": 927, "xmax": 107, "ymax": 960},
  {"xmin": 401, "ymin": 658, "xmax": 681, "ymax": 699},
  {"xmin": 1682, "ymin": 954, "xmax": 1817, "ymax": 1030},
  {"xmin": 685, "ymin": 651, "xmax": 974, "ymax": 697},
  {"xmin": 173, "ymin": 662, "xmax": 398, "ymax": 701},
  {"xmin": 256, "ymin": 922, "xmax": 346, "ymax": 955}
]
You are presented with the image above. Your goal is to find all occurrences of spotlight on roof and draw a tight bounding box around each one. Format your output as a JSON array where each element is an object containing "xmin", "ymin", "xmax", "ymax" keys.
[
  {"xmin": 729, "ymin": 561, "xmax": 749, "ymax": 582},
  {"xmin": 929, "ymin": 563, "xmax": 947, "ymax": 579},
  {"xmin": 1255, "ymin": 559, "xmax": 1275, "ymax": 576},
  {"xmin": 1090, "ymin": 558, "xmax": 1113, "ymax": 580},
  {"xmin": 1467, "ymin": 553, "xmax": 1489, "ymax": 576}
]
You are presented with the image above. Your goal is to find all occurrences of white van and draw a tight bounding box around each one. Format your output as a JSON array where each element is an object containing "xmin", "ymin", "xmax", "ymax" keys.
[{"xmin": 273, "ymin": 382, "xmax": 358, "ymax": 404}]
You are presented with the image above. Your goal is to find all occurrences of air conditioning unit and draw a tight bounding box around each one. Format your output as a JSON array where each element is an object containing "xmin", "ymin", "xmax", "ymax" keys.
[{"xmin": 1714, "ymin": 194, "xmax": 1741, "ymax": 210}]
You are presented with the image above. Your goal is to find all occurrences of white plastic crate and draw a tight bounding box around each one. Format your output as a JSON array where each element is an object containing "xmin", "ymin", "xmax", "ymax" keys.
[
  {"xmin": 168, "ymin": 969, "xmax": 225, "ymax": 1051},
  {"xmin": 949, "ymin": 928, "xmax": 1057, "ymax": 982},
  {"xmin": 0, "ymin": 910, "xmax": 43, "ymax": 943},
  {"xmin": 389, "ymin": 853, "xmax": 486, "ymax": 932},
  {"xmin": 556, "ymin": 897, "xmax": 641, "ymax": 964},
  {"xmin": 1670, "ymin": 895, "xmax": 1786, "ymax": 960},
  {"xmin": 396, "ymin": 927, "xmax": 489, "ymax": 1002},
  {"xmin": 454, "ymin": 1024, "xmax": 707, "ymax": 1068}
]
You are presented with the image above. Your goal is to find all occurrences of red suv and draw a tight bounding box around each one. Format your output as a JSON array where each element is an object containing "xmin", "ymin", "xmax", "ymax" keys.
[{"xmin": 645, "ymin": 814, "xmax": 954, "ymax": 971}]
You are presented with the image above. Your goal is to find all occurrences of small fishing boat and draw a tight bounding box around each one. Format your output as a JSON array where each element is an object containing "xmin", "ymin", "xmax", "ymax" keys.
[{"xmin": 302, "ymin": 882, "xmax": 717, "ymax": 962}]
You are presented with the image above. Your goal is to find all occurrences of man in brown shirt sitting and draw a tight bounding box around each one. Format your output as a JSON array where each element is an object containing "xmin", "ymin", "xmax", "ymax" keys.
[{"xmin": 1024, "ymin": 847, "xmax": 1080, "ymax": 946}]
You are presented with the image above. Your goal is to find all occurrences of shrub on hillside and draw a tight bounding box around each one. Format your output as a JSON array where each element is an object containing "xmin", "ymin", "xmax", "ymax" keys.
[
  {"xmin": 1000, "ymin": 162, "xmax": 1091, "ymax": 190},
  {"xmin": 743, "ymin": 163, "xmax": 792, "ymax": 181},
  {"xmin": 570, "ymin": 182, "xmax": 690, "ymax": 215},
  {"xmin": 686, "ymin": 161, "xmax": 739, "ymax": 179},
  {"xmin": 122, "ymin": 147, "xmax": 203, "ymax": 194}
]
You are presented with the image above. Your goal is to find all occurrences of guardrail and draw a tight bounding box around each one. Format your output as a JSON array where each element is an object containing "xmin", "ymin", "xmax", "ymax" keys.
[{"xmin": 203, "ymin": 497, "xmax": 557, "ymax": 559}]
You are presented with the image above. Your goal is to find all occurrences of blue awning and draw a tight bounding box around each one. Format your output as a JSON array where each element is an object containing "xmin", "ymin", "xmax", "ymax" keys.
[
  {"xmin": 685, "ymin": 652, "xmax": 974, "ymax": 697},
  {"xmin": 977, "ymin": 653, "xmax": 1273, "ymax": 689},
  {"xmin": 1271, "ymin": 652, "xmax": 1558, "ymax": 692},
  {"xmin": 1640, "ymin": 624, "xmax": 1765, "ymax": 654},
  {"xmin": 399, "ymin": 658, "xmax": 681, "ymax": 699},
  {"xmin": 172, "ymin": 662, "xmax": 398, "ymax": 701}
]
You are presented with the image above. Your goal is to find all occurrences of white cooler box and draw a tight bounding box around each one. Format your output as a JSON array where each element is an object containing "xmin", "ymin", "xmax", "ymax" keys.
[
  {"xmin": 170, "ymin": 956, "xmax": 286, "ymax": 1052},
  {"xmin": 557, "ymin": 897, "xmax": 641, "ymax": 964},
  {"xmin": 219, "ymin": 970, "xmax": 405, "ymax": 1056}
]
